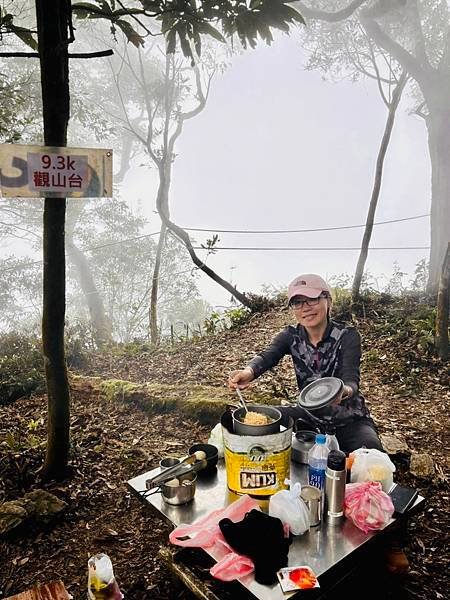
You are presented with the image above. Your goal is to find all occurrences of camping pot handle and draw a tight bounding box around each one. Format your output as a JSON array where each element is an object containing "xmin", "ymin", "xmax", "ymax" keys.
[{"xmin": 295, "ymin": 417, "xmax": 321, "ymax": 434}]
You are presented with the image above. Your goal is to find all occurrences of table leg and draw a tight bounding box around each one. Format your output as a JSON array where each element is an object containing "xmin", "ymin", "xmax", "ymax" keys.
[{"xmin": 159, "ymin": 547, "xmax": 224, "ymax": 600}]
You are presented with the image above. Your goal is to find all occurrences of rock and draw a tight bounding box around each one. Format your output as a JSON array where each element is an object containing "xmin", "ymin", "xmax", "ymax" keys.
[
  {"xmin": 0, "ymin": 491, "xmax": 66, "ymax": 535},
  {"xmin": 0, "ymin": 500, "xmax": 29, "ymax": 534},
  {"xmin": 380, "ymin": 433, "xmax": 409, "ymax": 455},
  {"xmin": 410, "ymin": 453, "xmax": 435, "ymax": 478},
  {"xmin": 24, "ymin": 489, "xmax": 67, "ymax": 520}
]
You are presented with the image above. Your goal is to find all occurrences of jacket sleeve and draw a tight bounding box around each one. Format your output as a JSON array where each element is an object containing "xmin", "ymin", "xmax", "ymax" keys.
[
  {"xmin": 246, "ymin": 328, "xmax": 292, "ymax": 379},
  {"xmin": 338, "ymin": 327, "xmax": 361, "ymax": 396}
]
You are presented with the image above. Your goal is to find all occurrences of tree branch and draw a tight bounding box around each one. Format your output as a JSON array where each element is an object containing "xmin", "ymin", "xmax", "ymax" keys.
[
  {"xmin": 361, "ymin": 16, "xmax": 428, "ymax": 86},
  {"xmin": 293, "ymin": 0, "xmax": 367, "ymax": 22},
  {"xmin": 409, "ymin": 0, "xmax": 431, "ymax": 69}
]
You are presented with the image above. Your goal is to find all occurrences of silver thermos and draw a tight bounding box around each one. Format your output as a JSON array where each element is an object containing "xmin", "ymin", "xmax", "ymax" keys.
[{"xmin": 325, "ymin": 450, "xmax": 347, "ymax": 524}]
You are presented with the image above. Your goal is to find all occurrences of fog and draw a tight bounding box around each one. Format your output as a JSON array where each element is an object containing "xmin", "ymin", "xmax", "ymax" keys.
[
  {"xmin": 1, "ymin": 0, "xmax": 447, "ymax": 341},
  {"xmin": 122, "ymin": 34, "xmax": 430, "ymax": 307}
]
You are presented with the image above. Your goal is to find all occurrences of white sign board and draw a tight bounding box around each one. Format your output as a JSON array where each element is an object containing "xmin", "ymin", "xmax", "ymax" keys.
[{"xmin": 0, "ymin": 144, "xmax": 112, "ymax": 198}]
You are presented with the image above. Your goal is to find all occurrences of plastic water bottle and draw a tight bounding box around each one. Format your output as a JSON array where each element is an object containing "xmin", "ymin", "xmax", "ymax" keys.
[
  {"xmin": 308, "ymin": 433, "xmax": 329, "ymax": 491},
  {"xmin": 325, "ymin": 427, "xmax": 340, "ymax": 452}
]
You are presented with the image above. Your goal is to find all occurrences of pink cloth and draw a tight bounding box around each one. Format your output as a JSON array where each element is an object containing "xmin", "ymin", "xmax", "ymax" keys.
[{"xmin": 169, "ymin": 494, "xmax": 260, "ymax": 581}]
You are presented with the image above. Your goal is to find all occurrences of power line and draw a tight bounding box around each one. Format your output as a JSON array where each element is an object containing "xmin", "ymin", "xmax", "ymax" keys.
[
  {"xmin": 193, "ymin": 246, "xmax": 430, "ymax": 251},
  {"xmin": 0, "ymin": 231, "xmax": 162, "ymax": 274},
  {"xmin": 79, "ymin": 231, "xmax": 161, "ymax": 252},
  {"xmin": 182, "ymin": 213, "xmax": 430, "ymax": 234}
]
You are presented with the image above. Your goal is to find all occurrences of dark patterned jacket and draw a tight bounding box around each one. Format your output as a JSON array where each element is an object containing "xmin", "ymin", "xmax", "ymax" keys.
[{"xmin": 247, "ymin": 319, "xmax": 370, "ymax": 424}]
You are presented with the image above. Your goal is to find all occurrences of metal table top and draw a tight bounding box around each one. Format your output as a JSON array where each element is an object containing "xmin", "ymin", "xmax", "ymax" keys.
[{"xmin": 127, "ymin": 459, "xmax": 424, "ymax": 600}]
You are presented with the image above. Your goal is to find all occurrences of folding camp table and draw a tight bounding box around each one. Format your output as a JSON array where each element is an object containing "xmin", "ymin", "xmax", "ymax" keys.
[{"xmin": 128, "ymin": 459, "xmax": 424, "ymax": 600}]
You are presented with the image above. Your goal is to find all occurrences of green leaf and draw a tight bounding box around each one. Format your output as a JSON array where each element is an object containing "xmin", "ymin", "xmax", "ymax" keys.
[
  {"xmin": 193, "ymin": 28, "xmax": 202, "ymax": 57},
  {"xmin": 176, "ymin": 24, "xmax": 193, "ymax": 60},
  {"xmin": 196, "ymin": 21, "xmax": 226, "ymax": 43},
  {"xmin": 8, "ymin": 25, "xmax": 38, "ymax": 51},
  {"xmin": 166, "ymin": 28, "xmax": 176, "ymax": 55},
  {"xmin": 72, "ymin": 2, "xmax": 106, "ymax": 17},
  {"xmin": 160, "ymin": 13, "xmax": 177, "ymax": 35},
  {"xmin": 116, "ymin": 19, "xmax": 145, "ymax": 47},
  {"xmin": 141, "ymin": 0, "xmax": 162, "ymax": 10}
]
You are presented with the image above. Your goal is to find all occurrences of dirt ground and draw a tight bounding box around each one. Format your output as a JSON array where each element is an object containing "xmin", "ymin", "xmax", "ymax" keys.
[{"xmin": 0, "ymin": 298, "xmax": 449, "ymax": 599}]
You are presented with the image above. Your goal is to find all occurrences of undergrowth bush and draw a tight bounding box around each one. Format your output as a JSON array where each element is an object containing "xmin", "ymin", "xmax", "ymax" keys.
[{"xmin": 0, "ymin": 333, "xmax": 45, "ymax": 405}]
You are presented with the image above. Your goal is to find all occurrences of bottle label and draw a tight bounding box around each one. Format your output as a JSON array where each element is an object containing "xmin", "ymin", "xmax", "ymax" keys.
[{"xmin": 309, "ymin": 467, "xmax": 325, "ymax": 490}]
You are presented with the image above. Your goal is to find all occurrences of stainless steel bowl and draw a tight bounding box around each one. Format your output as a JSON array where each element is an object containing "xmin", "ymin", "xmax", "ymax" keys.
[
  {"xmin": 233, "ymin": 405, "xmax": 282, "ymax": 436},
  {"xmin": 161, "ymin": 471, "xmax": 197, "ymax": 505},
  {"xmin": 159, "ymin": 457, "xmax": 180, "ymax": 471}
]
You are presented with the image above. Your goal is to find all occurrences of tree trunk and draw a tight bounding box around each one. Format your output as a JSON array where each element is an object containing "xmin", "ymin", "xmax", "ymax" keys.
[
  {"xmin": 66, "ymin": 239, "xmax": 113, "ymax": 347},
  {"xmin": 435, "ymin": 243, "xmax": 449, "ymax": 360},
  {"xmin": 426, "ymin": 105, "xmax": 450, "ymax": 294},
  {"xmin": 352, "ymin": 71, "xmax": 407, "ymax": 303},
  {"xmin": 36, "ymin": 0, "xmax": 71, "ymax": 480},
  {"xmin": 66, "ymin": 203, "xmax": 112, "ymax": 348},
  {"xmin": 150, "ymin": 222, "xmax": 167, "ymax": 345}
]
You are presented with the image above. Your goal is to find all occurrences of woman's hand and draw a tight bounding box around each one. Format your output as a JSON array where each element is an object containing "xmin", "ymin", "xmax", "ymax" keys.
[
  {"xmin": 228, "ymin": 367, "xmax": 254, "ymax": 390},
  {"xmin": 336, "ymin": 384, "xmax": 354, "ymax": 404}
]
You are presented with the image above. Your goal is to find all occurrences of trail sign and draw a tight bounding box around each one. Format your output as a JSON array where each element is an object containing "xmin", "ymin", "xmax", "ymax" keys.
[{"xmin": 0, "ymin": 144, "xmax": 112, "ymax": 198}]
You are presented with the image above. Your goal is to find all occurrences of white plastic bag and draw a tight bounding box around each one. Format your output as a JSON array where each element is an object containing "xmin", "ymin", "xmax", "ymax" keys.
[
  {"xmin": 269, "ymin": 480, "xmax": 309, "ymax": 536},
  {"xmin": 350, "ymin": 448, "xmax": 395, "ymax": 493},
  {"xmin": 208, "ymin": 422, "xmax": 224, "ymax": 458}
]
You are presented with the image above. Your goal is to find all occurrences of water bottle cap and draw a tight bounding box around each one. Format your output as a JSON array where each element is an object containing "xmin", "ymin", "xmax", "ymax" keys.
[{"xmin": 315, "ymin": 433, "xmax": 326, "ymax": 444}]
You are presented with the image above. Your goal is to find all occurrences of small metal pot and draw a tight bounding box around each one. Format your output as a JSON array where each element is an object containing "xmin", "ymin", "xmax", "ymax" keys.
[
  {"xmin": 161, "ymin": 471, "xmax": 197, "ymax": 505},
  {"xmin": 291, "ymin": 430, "xmax": 317, "ymax": 464},
  {"xmin": 232, "ymin": 404, "xmax": 282, "ymax": 436}
]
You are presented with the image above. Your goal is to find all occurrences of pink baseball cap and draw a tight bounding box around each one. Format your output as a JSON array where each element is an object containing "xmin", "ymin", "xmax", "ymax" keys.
[{"xmin": 287, "ymin": 274, "xmax": 332, "ymax": 302}]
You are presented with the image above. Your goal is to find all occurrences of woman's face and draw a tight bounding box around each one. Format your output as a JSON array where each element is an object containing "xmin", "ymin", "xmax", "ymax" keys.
[{"xmin": 291, "ymin": 294, "xmax": 331, "ymax": 329}]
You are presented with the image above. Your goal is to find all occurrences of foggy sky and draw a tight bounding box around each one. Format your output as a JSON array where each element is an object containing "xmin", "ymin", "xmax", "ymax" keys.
[{"xmin": 122, "ymin": 33, "xmax": 429, "ymax": 308}]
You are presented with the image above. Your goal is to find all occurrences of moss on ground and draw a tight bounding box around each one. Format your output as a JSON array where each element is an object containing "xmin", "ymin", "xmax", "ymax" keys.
[{"xmin": 69, "ymin": 374, "xmax": 275, "ymax": 425}]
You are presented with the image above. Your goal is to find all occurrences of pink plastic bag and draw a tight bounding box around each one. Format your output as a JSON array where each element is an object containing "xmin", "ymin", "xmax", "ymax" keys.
[
  {"xmin": 209, "ymin": 550, "xmax": 254, "ymax": 581},
  {"xmin": 169, "ymin": 494, "xmax": 260, "ymax": 582},
  {"xmin": 344, "ymin": 481, "xmax": 395, "ymax": 533},
  {"xmin": 169, "ymin": 494, "xmax": 260, "ymax": 548}
]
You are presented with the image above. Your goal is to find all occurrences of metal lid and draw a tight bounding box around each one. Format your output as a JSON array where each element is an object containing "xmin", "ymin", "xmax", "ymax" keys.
[
  {"xmin": 298, "ymin": 377, "xmax": 344, "ymax": 410},
  {"xmin": 327, "ymin": 449, "xmax": 346, "ymax": 470}
]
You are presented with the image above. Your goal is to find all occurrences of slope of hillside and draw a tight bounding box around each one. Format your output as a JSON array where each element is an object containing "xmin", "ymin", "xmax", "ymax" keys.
[
  {"xmin": 83, "ymin": 296, "xmax": 449, "ymax": 461},
  {"xmin": 0, "ymin": 295, "xmax": 448, "ymax": 599}
]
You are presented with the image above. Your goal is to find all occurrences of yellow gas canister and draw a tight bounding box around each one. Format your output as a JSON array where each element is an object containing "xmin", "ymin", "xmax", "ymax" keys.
[{"xmin": 221, "ymin": 411, "xmax": 293, "ymax": 498}]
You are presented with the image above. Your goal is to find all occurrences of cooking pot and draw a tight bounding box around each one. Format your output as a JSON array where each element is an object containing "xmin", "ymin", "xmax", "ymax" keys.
[
  {"xmin": 232, "ymin": 404, "xmax": 282, "ymax": 436},
  {"xmin": 161, "ymin": 471, "xmax": 197, "ymax": 505}
]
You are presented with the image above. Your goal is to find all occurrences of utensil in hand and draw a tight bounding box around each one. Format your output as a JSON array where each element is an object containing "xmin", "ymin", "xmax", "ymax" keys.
[{"xmin": 235, "ymin": 387, "xmax": 248, "ymax": 414}]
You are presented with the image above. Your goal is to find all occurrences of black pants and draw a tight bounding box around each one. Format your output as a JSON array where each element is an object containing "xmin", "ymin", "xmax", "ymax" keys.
[
  {"xmin": 334, "ymin": 418, "xmax": 384, "ymax": 454},
  {"xmin": 279, "ymin": 406, "xmax": 384, "ymax": 454}
]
